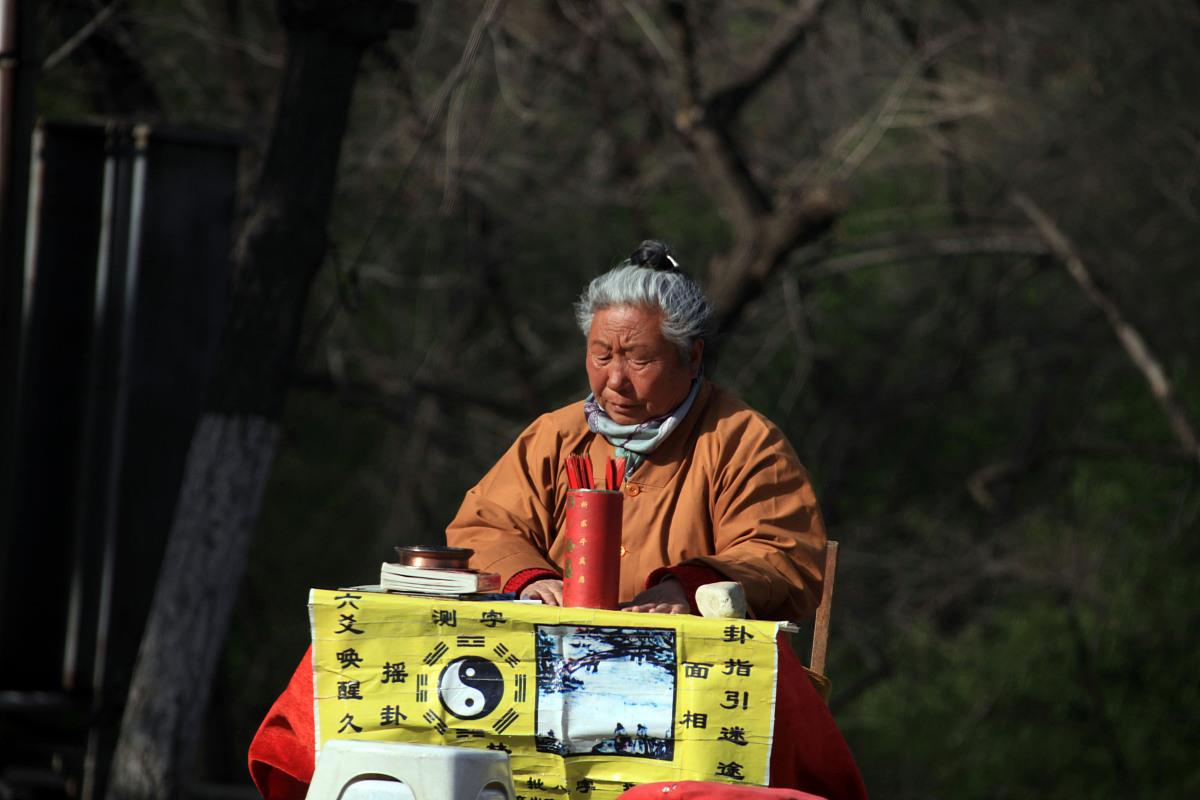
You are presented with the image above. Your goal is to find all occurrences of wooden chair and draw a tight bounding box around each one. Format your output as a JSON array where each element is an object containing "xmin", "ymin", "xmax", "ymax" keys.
[
  {"xmin": 805, "ymin": 540, "xmax": 838, "ymax": 702},
  {"xmin": 694, "ymin": 540, "xmax": 840, "ymax": 701}
]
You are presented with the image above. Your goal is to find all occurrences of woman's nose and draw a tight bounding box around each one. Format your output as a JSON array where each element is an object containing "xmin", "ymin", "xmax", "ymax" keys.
[{"xmin": 606, "ymin": 358, "xmax": 628, "ymax": 388}]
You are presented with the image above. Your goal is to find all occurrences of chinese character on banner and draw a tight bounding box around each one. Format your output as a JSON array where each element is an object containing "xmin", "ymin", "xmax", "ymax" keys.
[
  {"xmin": 722, "ymin": 624, "xmax": 754, "ymax": 644},
  {"xmin": 336, "ymin": 648, "xmax": 363, "ymax": 669},
  {"xmin": 716, "ymin": 761, "xmax": 745, "ymax": 780},
  {"xmin": 724, "ymin": 658, "xmax": 753, "ymax": 676},
  {"xmin": 480, "ymin": 609, "xmax": 507, "ymax": 627},
  {"xmin": 720, "ymin": 690, "xmax": 749, "ymax": 710},
  {"xmin": 683, "ymin": 662, "xmax": 712, "ymax": 679},
  {"xmin": 381, "ymin": 661, "xmax": 408, "ymax": 683},
  {"xmin": 335, "ymin": 614, "xmax": 363, "ymax": 635},
  {"xmin": 379, "ymin": 705, "xmax": 406, "ymax": 726},
  {"xmin": 334, "ymin": 593, "xmax": 361, "ymax": 609},
  {"xmin": 719, "ymin": 726, "xmax": 749, "ymax": 746},
  {"xmin": 337, "ymin": 680, "xmax": 362, "ymax": 700}
]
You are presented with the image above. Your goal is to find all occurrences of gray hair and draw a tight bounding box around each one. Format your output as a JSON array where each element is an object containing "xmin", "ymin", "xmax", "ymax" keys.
[{"xmin": 574, "ymin": 264, "xmax": 714, "ymax": 358}]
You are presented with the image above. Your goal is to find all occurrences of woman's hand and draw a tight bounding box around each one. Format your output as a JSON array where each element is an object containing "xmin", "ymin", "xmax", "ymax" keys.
[
  {"xmin": 520, "ymin": 578, "xmax": 564, "ymax": 606},
  {"xmin": 622, "ymin": 576, "xmax": 690, "ymax": 614}
]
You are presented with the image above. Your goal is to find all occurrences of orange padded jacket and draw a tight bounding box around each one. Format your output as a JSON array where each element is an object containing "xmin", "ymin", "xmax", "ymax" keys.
[{"xmin": 445, "ymin": 381, "xmax": 827, "ymax": 622}]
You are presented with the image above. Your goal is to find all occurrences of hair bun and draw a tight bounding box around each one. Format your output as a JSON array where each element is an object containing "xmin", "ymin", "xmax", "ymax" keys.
[{"xmin": 629, "ymin": 240, "xmax": 680, "ymax": 272}]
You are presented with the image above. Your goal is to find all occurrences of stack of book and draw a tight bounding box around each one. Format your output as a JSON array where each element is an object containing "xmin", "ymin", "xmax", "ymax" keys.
[{"xmin": 379, "ymin": 561, "xmax": 502, "ymax": 596}]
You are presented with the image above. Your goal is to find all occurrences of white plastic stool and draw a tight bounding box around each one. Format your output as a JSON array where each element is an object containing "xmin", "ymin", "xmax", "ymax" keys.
[{"xmin": 306, "ymin": 740, "xmax": 514, "ymax": 800}]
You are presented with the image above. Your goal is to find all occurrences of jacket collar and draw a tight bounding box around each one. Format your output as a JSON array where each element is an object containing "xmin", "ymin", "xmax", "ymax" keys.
[{"xmin": 617, "ymin": 379, "xmax": 713, "ymax": 488}]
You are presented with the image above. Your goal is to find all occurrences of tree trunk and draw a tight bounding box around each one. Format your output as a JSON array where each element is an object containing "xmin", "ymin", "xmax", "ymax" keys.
[{"xmin": 106, "ymin": 3, "xmax": 415, "ymax": 797}]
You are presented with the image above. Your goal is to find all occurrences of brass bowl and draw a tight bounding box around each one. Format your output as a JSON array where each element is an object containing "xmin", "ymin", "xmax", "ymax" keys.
[{"xmin": 394, "ymin": 545, "xmax": 474, "ymax": 570}]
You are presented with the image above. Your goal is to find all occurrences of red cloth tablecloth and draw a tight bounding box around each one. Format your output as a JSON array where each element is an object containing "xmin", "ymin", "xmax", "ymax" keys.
[{"xmin": 247, "ymin": 635, "xmax": 867, "ymax": 800}]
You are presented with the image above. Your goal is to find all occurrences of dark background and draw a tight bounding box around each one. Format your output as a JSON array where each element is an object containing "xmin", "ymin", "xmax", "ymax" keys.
[{"xmin": 3, "ymin": 1, "xmax": 1198, "ymax": 797}]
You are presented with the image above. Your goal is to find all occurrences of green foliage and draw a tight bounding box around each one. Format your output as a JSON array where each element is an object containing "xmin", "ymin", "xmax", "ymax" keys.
[{"xmin": 847, "ymin": 499, "xmax": 1200, "ymax": 798}]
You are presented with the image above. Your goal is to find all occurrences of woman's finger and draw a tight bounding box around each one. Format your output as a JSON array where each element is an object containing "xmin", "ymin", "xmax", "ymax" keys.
[
  {"xmin": 521, "ymin": 579, "xmax": 564, "ymax": 606},
  {"xmin": 623, "ymin": 602, "xmax": 680, "ymax": 614}
]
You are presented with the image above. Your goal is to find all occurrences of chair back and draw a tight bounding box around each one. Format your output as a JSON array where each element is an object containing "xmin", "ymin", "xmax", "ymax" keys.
[{"xmin": 808, "ymin": 540, "xmax": 839, "ymax": 678}]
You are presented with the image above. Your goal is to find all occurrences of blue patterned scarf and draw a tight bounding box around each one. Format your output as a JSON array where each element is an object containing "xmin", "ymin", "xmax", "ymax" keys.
[{"xmin": 583, "ymin": 379, "xmax": 701, "ymax": 476}]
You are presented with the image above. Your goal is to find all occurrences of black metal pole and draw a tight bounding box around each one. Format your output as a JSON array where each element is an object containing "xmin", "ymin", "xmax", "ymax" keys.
[{"xmin": 0, "ymin": 0, "xmax": 39, "ymax": 645}]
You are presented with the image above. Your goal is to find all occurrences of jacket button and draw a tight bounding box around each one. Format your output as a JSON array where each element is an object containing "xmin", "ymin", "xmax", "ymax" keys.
[{"xmin": 626, "ymin": 484, "xmax": 641, "ymax": 497}]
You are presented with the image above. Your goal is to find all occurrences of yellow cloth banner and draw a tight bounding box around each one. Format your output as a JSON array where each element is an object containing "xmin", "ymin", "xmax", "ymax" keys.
[{"xmin": 310, "ymin": 589, "xmax": 782, "ymax": 799}]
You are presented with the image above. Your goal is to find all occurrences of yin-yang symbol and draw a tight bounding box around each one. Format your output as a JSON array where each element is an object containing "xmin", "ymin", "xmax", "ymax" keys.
[{"xmin": 438, "ymin": 656, "xmax": 504, "ymax": 720}]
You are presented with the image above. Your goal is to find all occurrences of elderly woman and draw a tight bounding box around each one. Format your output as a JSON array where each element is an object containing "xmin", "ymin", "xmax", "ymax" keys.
[
  {"xmin": 446, "ymin": 240, "xmax": 826, "ymax": 622},
  {"xmin": 247, "ymin": 242, "xmax": 866, "ymax": 800}
]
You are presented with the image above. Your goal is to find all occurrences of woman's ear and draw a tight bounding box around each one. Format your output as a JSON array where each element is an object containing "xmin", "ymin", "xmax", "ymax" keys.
[{"xmin": 689, "ymin": 340, "xmax": 704, "ymax": 377}]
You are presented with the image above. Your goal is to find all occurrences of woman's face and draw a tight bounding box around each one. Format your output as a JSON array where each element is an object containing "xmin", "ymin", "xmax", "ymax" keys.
[{"xmin": 586, "ymin": 305, "xmax": 702, "ymax": 425}]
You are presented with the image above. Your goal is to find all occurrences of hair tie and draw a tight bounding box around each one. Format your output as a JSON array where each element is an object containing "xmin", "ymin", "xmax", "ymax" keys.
[{"xmin": 629, "ymin": 239, "xmax": 681, "ymax": 273}]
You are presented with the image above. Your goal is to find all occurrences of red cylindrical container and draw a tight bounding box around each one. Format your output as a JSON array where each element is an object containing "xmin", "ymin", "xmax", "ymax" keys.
[{"xmin": 562, "ymin": 489, "xmax": 623, "ymax": 609}]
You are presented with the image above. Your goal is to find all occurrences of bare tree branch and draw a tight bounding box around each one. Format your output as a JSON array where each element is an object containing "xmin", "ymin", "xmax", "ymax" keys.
[
  {"xmin": 293, "ymin": 371, "xmax": 529, "ymax": 423},
  {"xmin": 46, "ymin": 0, "xmax": 163, "ymax": 113},
  {"xmin": 656, "ymin": 2, "xmax": 845, "ymax": 338},
  {"xmin": 705, "ymin": 0, "xmax": 831, "ymax": 126},
  {"xmin": 1012, "ymin": 191, "xmax": 1200, "ymax": 465},
  {"xmin": 662, "ymin": 0, "xmax": 701, "ymax": 106},
  {"xmin": 43, "ymin": 0, "xmax": 125, "ymax": 70},
  {"xmin": 707, "ymin": 183, "xmax": 845, "ymax": 334},
  {"xmin": 139, "ymin": 11, "xmax": 284, "ymax": 68},
  {"xmin": 666, "ymin": 1, "xmax": 777, "ymax": 222},
  {"xmin": 803, "ymin": 228, "xmax": 1048, "ymax": 278},
  {"xmin": 969, "ymin": 439, "xmax": 1198, "ymax": 512},
  {"xmin": 966, "ymin": 458, "xmax": 1022, "ymax": 512},
  {"xmin": 617, "ymin": 0, "xmax": 674, "ymax": 67}
]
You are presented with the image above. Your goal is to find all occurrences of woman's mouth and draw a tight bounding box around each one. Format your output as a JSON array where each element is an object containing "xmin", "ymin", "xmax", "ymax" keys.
[{"xmin": 605, "ymin": 398, "xmax": 645, "ymax": 422}]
